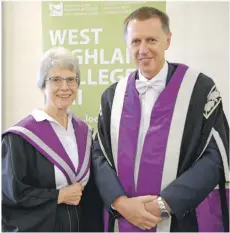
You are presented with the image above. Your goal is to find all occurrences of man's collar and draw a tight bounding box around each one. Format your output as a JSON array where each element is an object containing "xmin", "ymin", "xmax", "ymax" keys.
[{"xmin": 138, "ymin": 61, "xmax": 168, "ymax": 85}]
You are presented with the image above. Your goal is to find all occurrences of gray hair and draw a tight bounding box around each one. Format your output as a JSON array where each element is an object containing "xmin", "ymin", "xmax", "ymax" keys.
[{"xmin": 37, "ymin": 47, "xmax": 80, "ymax": 89}]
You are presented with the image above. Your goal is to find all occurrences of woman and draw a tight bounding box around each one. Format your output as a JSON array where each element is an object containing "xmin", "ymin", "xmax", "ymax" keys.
[{"xmin": 2, "ymin": 47, "xmax": 103, "ymax": 232}]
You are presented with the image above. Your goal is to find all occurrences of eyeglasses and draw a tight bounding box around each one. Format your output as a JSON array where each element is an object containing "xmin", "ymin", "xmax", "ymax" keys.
[{"xmin": 45, "ymin": 76, "xmax": 79, "ymax": 86}]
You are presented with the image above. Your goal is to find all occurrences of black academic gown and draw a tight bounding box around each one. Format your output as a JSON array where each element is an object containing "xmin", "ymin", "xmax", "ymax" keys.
[
  {"xmin": 2, "ymin": 133, "xmax": 103, "ymax": 232},
  {"xmin": 92, "ymin": 63, "xmax": 229, "ymax": 232}
]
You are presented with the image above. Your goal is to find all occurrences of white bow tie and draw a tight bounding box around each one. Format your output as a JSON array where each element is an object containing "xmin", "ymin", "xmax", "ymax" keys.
[{"xmin": 136, "ymin": 79, "xmax": 164, "ymax": 95}]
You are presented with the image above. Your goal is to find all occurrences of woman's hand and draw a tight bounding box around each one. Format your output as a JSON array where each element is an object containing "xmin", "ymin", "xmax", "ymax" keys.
[{"xmin": 58, "ymin": 182, "xmax": 83, "ymax": 205}]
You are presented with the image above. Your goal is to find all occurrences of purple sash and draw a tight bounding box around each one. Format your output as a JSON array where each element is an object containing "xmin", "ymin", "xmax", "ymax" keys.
[
  {"xmin": 108, "ymin": 64, "xmax": 189, "ymax": 232},
  {"xmin": 3, "ymin": 114, "xmax": 92, "ymax": 185},
  {"xmin": 118, "ymin": 64, "xmax": 188, "ymax": 199}
]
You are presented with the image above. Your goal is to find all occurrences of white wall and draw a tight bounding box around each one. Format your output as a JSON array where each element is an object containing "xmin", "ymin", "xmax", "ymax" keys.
[
  {"xmin": 2, "ymin": 1, "xmax": 229, "ymax": 130},
  {"xmin": 3, "ymin": 2, "xmax": 43, "ymax": 130},
  {"xmin": 166, "ymin": 1, "xmax": 229, "ymax": 116}
]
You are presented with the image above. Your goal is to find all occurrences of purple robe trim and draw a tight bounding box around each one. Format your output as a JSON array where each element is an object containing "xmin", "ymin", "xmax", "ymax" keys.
[
  {"xmin": 104, "ymin": 209, "xmax": 109, "ymax": 232},
  {"xmin": 116, "ymin": 64, "xmax": 189, "ymax": 232},
  {"xmin": 4, "ymin": 115, "xmax": 90, "ymax": 185},
  {"xmin": 72, "ymin": 115, "xmax": 91, "ymax": 181},
  {"xmin": 196, "ymin": 189, "xmax": 229, "ymax": 232}
]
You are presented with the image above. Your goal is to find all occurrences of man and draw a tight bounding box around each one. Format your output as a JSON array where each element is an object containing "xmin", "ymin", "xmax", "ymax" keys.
[{"xmin": 92, "ymin": 6, "xmax": 229, "ymax": 232}]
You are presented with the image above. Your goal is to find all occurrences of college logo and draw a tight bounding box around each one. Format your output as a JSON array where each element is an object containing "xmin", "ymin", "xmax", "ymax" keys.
[
  {"xmin": 203, "ymin": 85, "xmax": 221, "ymax": 119},
  {"xmin": 49, "ymin": 3, "xmax": 63, "ymax": 16}
]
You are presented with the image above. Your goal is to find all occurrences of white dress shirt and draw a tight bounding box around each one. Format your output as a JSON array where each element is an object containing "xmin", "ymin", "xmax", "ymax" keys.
[
  {"xmin": 134, "ymin": 61, "xmax": 169, "ymax": 188},
  {"xmin": 32, "ymin": 109, "xmax": 89, "ymax": 189}
]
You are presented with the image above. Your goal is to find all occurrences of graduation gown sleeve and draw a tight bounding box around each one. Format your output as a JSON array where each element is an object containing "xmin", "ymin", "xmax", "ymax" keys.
[
  {"xmin": 160, "ymin": 136, "xmax": 222, "ymax": 220},
  {"xmin": 92, "ymin": 84, "xmax": 126, "ymax": 210},
  {"xmin": 80, "ymin": 157, "xmax": 104, "ymax": 232},
  {"xmin": 161, "ymin": 77, "xmax": 229, "ymax": 231},
  {"xmin": 2, "ymin": 133, "xmax": 59, "ymax": 232}
]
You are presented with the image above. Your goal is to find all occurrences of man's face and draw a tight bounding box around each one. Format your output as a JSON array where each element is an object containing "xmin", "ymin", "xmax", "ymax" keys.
[{"xmin": 125, "ymin": 17, "xmax": 171, "ymax": 79}]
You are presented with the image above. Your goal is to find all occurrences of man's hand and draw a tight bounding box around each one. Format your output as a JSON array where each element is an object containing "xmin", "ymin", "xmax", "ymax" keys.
[
  {"xmin": 144, "ymin": 195, "xmax": 161, "ymax": 217},
  {"xmin": 112, "ymin": 195, "xmax": 161, "ymax": 230},
  {"xmin": 58, "ymin": 182, "xmax": 83, "ymax": 205}
]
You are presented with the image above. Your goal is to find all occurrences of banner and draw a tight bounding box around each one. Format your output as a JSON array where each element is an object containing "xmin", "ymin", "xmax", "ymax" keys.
[{"xmin": 42, "ymin": 1, "xmax": 166, "ymax": 129}]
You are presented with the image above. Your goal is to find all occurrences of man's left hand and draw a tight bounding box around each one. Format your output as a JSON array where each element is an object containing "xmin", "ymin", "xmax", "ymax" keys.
[
  {"xmin": 144, "ymin": 195, "xmax": 161, "ymax": 218},
  {"xmin": 145, "ymin": 195, "xmax": 172, "ymax": 223}
]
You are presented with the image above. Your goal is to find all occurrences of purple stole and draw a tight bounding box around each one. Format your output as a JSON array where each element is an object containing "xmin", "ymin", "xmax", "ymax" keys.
[
  {"xmin": 112, "ymin": 64, "xmax": 189, "ymax": 232},
  {"xmin": 107, "ymin": 64, "xmax": 228, "ymax": 232},
  {"xmin": 117, "ymin": 64, "xmax": 188, "ymax": 198},
  {"xmin": 3, "ymin": 115, "xmax": 92, "ymax": 185}
]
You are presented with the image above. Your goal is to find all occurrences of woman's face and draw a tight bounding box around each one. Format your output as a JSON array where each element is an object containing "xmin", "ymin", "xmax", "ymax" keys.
[{"xmin": 43, "ymin": 67, "xmax": 78, "ymax": 111}]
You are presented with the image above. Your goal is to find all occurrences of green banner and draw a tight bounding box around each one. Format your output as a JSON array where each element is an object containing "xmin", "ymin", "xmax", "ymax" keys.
[{"xmin": 42, "ymin": 1, "xmax": 166, "ymax": 129}]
